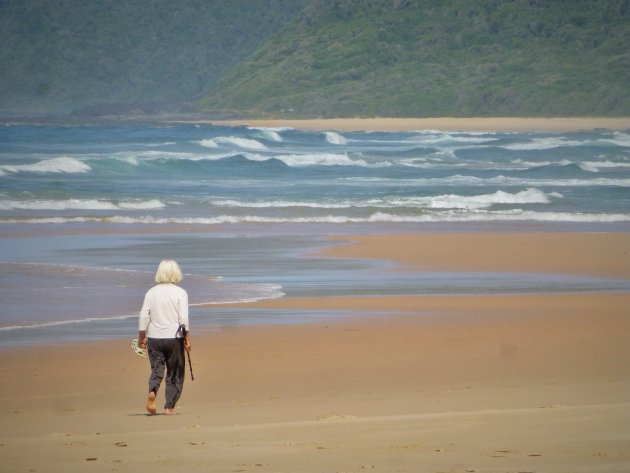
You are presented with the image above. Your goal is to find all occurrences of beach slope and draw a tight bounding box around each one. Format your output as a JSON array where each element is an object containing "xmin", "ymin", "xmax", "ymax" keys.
[{"xmin": 1, "ymin": 232, "xmax": 629, "ymax": 472}]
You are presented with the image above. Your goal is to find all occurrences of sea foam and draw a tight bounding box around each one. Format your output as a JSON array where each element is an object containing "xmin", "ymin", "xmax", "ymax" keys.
[
  {"xmin": 207, "ymin": 188, "xmax": 560, "ymax": 210},
  {"xmin": 247, "ymin": 127, "xmax": 287, "ymax": 142},
  {"xmin": 273, "ymin": 153, "xmax": 370, "ymax": 167},
  {"xmin": 425, "ymin": 188, "xmax": 561, "ymax": 209},
  {"xmin": 0, "ymin": 199, "xmax": 166, "ymax": 211},
  {"xmin": 500, "ymin": 137, "xmax": 589, "ymax": 150},
  {"xmin": 4, "ymin": 210, "xmax": 629, "ymax": 225},
  {"xmin": 406, "ymin": 133, "xmax": 498, "ymax": 145},
  {"xmin": 578, "ymin": 160, "xmax": 630, "ymax": 173},
  {"xmin": 0, "ymin": 157, "xmax": 91, "ymax": 176},
  {"xmin": 199, "ymin": 136, "xmax": 268, "ymax": 150},
  {"xmin": 601, "ymin": 132, "xmax": 630, "ymax": 147},
  {"xmin": 325, "ymin": 131, "xmax": 348, "ymax": 145}
]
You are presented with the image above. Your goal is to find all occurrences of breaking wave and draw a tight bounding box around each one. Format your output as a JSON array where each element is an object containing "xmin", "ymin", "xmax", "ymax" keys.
[
  {"xmin": 500, "ymin": 137, "xmax": 591, "ymax": 150},
  {"xmin": 325, "ymin": 131, "xmax": 348, "ymax": 145},
  {"xmin": 208, "ymin": 188, "xmax": 561, "ymax": 210},
  {"xmin": 0, "ymin": 157, "xmax": 91, "ymax": 176},
  {"xmin": 248, "ymin": 127, "xmax": 289, "ymax": 142},
  {"xmin": 198, "ymin": 136, "xmax": 268, "ymax": 150},
  {"xmin": 3, "ymin": 210, "xmax": 628, "ymax": 225},
  {"xmin": 0, "ymin": 199, "xmax": 166, "ymax": 211},
  {"xmin": 578, "ymin": 160, "xmax": 630, "ymax": 173}
]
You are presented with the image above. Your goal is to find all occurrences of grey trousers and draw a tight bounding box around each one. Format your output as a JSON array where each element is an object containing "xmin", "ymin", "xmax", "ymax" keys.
[{"xmin": 147, "ymin": 338, "xmax": 185, "ymax": 409}]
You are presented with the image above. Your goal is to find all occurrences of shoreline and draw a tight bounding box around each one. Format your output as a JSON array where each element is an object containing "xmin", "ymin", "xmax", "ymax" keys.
[
  {"xmin": 1, "ymin": 229, "xmax": 630, "ymax": 471},
  {"xmin": 205, "ymin": 116, "xmax": 630, "ymax": 132}
]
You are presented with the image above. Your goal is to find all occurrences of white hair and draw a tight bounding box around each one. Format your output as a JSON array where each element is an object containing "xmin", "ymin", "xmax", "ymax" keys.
[{"xmin": 155, "ymin": 259, "xmax": 183, "ymax": 284}]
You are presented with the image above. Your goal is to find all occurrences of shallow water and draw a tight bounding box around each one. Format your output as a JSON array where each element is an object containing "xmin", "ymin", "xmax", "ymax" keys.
[
  {"xmin": 1, "ymin": 124, "xmax": 629, "ymax": 345},
  {"xmin": 0, "ymin": 228, "xmax": 628, "ymax": 346}
]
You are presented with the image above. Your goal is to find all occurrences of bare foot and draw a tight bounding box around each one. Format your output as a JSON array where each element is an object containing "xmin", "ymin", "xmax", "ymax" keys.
[
  {"xmin": 164, "ymin": 408, "xmax": 176, "ymax": 416},
  {"xmin": 146, "ymin": 392, "xmax": 157, "ymax": 415}
]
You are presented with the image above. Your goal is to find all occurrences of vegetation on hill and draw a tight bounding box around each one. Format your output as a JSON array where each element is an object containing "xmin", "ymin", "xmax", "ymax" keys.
[
  {"xmin": 200, "ymin": 0, "xmax": 630, "ymax": 117},
  {"xmin": 2, "ymin": 0, "xmax": 628, "ymax": 118},
  {"xmin": 0, "ymin": 0, "xmax": 308, "ymax": 115}
]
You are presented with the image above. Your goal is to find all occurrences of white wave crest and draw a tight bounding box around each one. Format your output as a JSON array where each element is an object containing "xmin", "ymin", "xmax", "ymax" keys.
[
  {"xmin": 600, "ymin": 132, "xmax": 630, "ymax": 147},
  {"xmin": 0, "ymin": 198, "xmax": 166, "ymax": 211},
  {"xmin": 248, "ymin": 127, "xmax": 286, "ymax": 142},
  {"xmin": 117, "ymin": 199, "xmax": 167, "ymax": 210},
  {"xmin": 407, "ymin": 133, "xmax": 497, "ymax": 144},
  {"xmin": 200, "ymin": 136, "xmax": 268, "ymax": 150},
  {"xmin": 0, "ymin": 157, "xmax": 91, "ymax": 176},
  {"xmin": 426, "ymin": 188, "xmax": 561, "ymax": 209},
  {"xmin": 111, "ymin": 150, "xmax": 202, "ymax": 164},
  {"xmin": 578, "ymin": 160, "xmax": 630, "ymax": 173},
  {"xmin": 4, "ymin": 210, "xmax": 629, "ymax": 225},
  {"xmin": 325, "ymin": 131, "xmax": 347, "ymax": 145},
  {"xmin": 208, "ymin": 189, "xmax": 560, "ymax": 210},
  {"xmin": 247, "ymin": 126, "xmax": 293, "ymax": 132},
  {"xmin": 276, "ymin": 153, "xmax": 371, "ymax": 167},
  {"xmin": 509, "ymin": 159, "xmax": 574, "ymax": 169},
  {"xmin": 400, "ymin": 157, "xmax": 575, "ymax": 171},
  {"xmin": 338, "ymin": 175, "xmax": 630, "ymax": 187},
  {"xmin": 230, "ymin": 152, "xmax": 373, "ymax": 167},
  {"xmin": 140, "ymin": 141, "xmax": 177, "ymax": 147},
  {"xmin": 365, "ymin": 210, "xmax": 630, "ymax": 224},
  {"xmin": 198, "ymin": 139, "xmax": 219, "ymax": 148},
  {"xmin": 500, "ymin": 137, "xmax": 588, "ymax": 150},
  {"xmin": 210, "ymin": 199, "xmax": 355, "ymax": 209},
  {"xmin": 263, "ymin": 130, "xmax": 283, "ymax": 142}
]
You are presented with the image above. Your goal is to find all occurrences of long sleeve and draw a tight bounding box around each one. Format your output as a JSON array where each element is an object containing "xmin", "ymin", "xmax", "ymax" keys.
[
  {"xmin": 179, "ymin": 290, "xmax": 189, "ymax": 331},
  {"xmin": 139, "ymin": 292, "xmax": 151, "ymax": 331}
]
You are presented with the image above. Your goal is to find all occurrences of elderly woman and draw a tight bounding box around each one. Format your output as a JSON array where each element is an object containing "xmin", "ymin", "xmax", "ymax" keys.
[{"xmin": 138, "ymin": 259, "xmax": 191, "ymax": 415}]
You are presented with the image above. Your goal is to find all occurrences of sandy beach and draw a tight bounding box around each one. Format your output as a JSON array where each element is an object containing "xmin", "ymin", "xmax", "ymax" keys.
[
  {"xmin": 207, "ymin": 116, "xmax": 630, "ymax": 132},
  {"xmin": 1, "ymin": 231, "xmax": 629, "ymax": 472}
]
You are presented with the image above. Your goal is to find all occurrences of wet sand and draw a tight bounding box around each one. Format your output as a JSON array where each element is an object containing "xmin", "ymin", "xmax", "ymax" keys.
[{"xmin": 1, "ymin": 231, "xmax": 629, "ymax": 472}]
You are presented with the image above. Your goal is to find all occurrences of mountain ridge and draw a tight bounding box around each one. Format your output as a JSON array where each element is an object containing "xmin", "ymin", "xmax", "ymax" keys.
[
  {"xmin": 0, "ymin": 0, "xmax": 309, "ymax": 116},
  {"xmin": 2, "ymin": 0, "xmax": 629, "ymax": 118},
  {"xmin": 200, "ymin": 0, "xmax": 630, "ymax": 117}
]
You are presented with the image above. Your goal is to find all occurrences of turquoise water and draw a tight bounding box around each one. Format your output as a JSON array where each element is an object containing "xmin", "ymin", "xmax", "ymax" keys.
[
  {"xmin": 0, "ymin": 124, "xmax": 629, "ymax": 345},
  {"xmin": 1, "ymin": 124, "xmax": 630, "ymax": 224}
]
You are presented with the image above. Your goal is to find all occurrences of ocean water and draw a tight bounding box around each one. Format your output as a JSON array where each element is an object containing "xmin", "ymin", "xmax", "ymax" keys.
[{"xmin": 0, "ymin": 123, "xmax": 629, "ymax": 345}]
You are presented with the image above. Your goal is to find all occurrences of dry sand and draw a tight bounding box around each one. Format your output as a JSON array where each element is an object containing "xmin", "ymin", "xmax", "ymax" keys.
[
  {"xmin": 1, "ymin": 232, "xmax": 629, "ymax": 472},
  {"xmin": 208, "ymin": 116, "xmax": 630, "ymax": 132}
]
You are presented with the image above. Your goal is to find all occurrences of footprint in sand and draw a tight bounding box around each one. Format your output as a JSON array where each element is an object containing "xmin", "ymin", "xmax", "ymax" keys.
[{"xmin": 64, "ymin": 441, "xmax": 88, "ymax": 447}]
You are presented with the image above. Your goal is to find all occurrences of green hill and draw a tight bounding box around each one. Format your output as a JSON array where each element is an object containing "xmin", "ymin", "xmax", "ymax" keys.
[
  {"xmin": 0, "ymin": 0, "xmax": 308, "ymax": 116},
  {"xmin": 200, "ymin": 0, "xmax": 630, "ymax": 117},
  {"xmin": 3, "ymin": 0, "xmax": 629, "ymax": 118}
]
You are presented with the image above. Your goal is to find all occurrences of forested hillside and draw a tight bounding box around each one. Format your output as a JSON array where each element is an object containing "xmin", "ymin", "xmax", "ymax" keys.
[
  {"xmin": 2, "ymin": 0, "xmax": 629, "ymax": 118},
  {"xmin": 201, "ymin": 0, "xmax": 630, "ymax": 117},
  {"xmin": 0, "ymin": 0, "xmax": 308, "ymax": 115}
]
